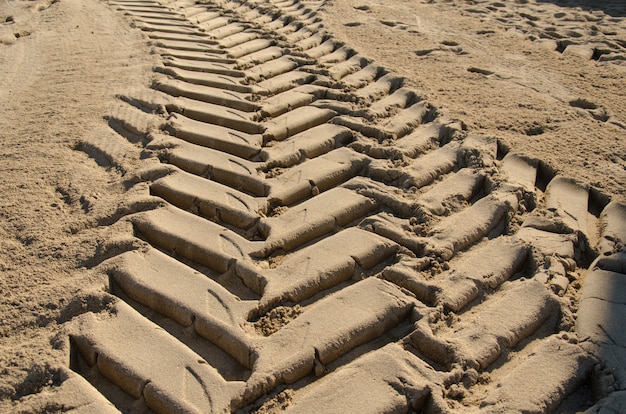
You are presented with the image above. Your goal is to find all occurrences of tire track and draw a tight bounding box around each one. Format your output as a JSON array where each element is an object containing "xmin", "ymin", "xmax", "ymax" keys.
[{"xmin": 60, "ymin": 0, "xmax": 626, "ymax": 412}]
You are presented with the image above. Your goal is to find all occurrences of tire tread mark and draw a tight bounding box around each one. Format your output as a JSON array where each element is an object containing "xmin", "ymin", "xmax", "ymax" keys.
[{"xmin": 61, "ymin": 0, "xmax": 624, "ymax": 412}]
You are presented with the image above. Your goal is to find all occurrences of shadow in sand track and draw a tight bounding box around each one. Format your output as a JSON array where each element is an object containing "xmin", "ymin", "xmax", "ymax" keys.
[{"xmin": 537, "ymin": 0, "xmax": 626, "ymax": 17}]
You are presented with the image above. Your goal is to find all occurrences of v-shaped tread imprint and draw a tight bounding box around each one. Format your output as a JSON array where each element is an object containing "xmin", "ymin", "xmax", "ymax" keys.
[{"xmin": 58, "ymin": 0, "xmax": 626, "ymax": 412}]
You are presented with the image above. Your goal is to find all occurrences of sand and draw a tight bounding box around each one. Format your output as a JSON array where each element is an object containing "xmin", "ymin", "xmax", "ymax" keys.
[
  {"xmin": 0, "ymin": 0, "xmax": 154, "ymax": 400},
  {"xmin": 320, "ymin": 0, "xmax": 626, "ymax": 202},
  {"xmin": 0, "ymin": 0, "xmax": 624, "ymax": 412}
]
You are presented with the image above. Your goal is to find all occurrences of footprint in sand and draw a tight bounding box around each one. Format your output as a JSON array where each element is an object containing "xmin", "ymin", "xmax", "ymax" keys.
[
  {"xmin": 415, "ymin": 40, "xmax": 468, "ymax": 58},
  {"xmin": 569, "ymin": 98, "xmax": 618, "ymax": 125}
]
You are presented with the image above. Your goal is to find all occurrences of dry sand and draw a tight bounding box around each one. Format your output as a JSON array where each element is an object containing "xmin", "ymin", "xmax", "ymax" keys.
[
  {"xmin": 320, "ymin": 0, "xmax": 626, "ymax": 202},
  {"xmin": 0, "ymin": 0, "xmax": 154, "ymax": 400},
  {"xmin": 0, "ymin": 0, "xmax": 624, "ymax": 412}
]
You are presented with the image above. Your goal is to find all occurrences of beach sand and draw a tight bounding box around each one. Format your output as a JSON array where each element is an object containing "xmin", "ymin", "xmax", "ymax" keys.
[{"xmin": 0, "ymin": 0, "xmax": 625, "ymax": 412}]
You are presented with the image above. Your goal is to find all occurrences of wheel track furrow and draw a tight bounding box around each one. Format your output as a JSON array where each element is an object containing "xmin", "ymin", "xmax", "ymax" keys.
[
  {"xmin": 360, "ymin": 187, "xmax": 517, "ymax": 261},
  {"xmin": 298, "ymin": 38, "xmax": 338, "ymax": 59},
  {"xmin": 106, "ymin": 247, "xmax": 256, "ymax": 367},
  {"xmin": 197, "ymin": 16, "xmax": 234, "ymax": 32},
  {"xmin": 137, "ymin": 165, "xmax": 377, "ymax": 254},
  {"xmin": 383, "ymin": 237, "xmax": 529, "ymax": 310},
  {"xmin": 70, "ymin": 300, "xmax": 243, "ymax": 413},
  {"xmin": 130, "ymin": 204, "xmax": 254, "ymax": 273},
  {"xmin": 545, "ymin": 176, "xmax": 590, "ymax": 235},
  {"xmin": 262, "ymin": 106, "xmax": 335, "ymax": 142},
  {"xmin": 151, "ymin": 79, "xmax": 257, "ymax": 111},
  {"xmin": 369, "ymin": 142, "xmax": 458, "ymax": 188},
  {"xmin": 244, "ymin": 56, "xmax": 300, "ymax": 83},
  {"xmin": 150, "ymin": 136, "xmax": 268, "ymax": 196},
  {"xmin": 57, "ymin": 0, "xmax": 626, "ymax": 412},
  {"xmin": 479, "ymin": 336, "xmax": 593, "ymax": 414},
  {"xmin": 121, "ymin": 9, "xmax": 185, "ymax": 19},
  {"xmin": 217, "ymin": 32, "xmax": 260, "ymax": 49},
  {"xmin": 150, "ymin": 168, "xmax": 263, "ymax": 228},
  {"xmin": 226, "ymin": 38, "xmax": 276, "ymax": 59},
  {"xmin": 333, "ymin": 100, "xmax": 432, "ymax": 141},
  {"xmin": 250, "ymin": 226, "xmax": 399, "ymax": 309},
  {"xmin": 157, "ymin": 65, "xmax": 257, "ymax": 92},
  {"xmin": 318, "ymin": 44, "xmax": 354, "ymax": 64},
  {"xmin": 416, "ymin": 168, "xmax": 486, "ymax": 216},
  {"xmin": 129, "ymin": 14, "xmax": 192, "ymax": 26},
  {"xmin": 240, "ymin": 278, "xmax": 419, "ymax": 404},
  {"xmin": 259, "ymin": 185, "xmax": 376, "ymax": 254},
  {"xmin": 265, "ymin": 147, "xmax": 368, "ymax": 206},
  {"xmin": 256, "ymin": 87, "xmax": 317, "ymax": 120},
  {"xmin": 206, "ymin": 23, "xmax": 249, "ymax": 40},
  {"xmin": 154, "ymin": 39, "xmax": 224, "ymax": 53},
  {"xmin": 353, "ymin": 87, "xmax": 421, "ymax": 121},
  {"xmin": 280, "ymin": 343, "xmax": 449, "ymax": 414},
  {"xmin": 411, "ymin": 280, "xmax": 559, "ymax": 370},
  {"xmin": 597, "ymin": 201, "xmax": 626, "ymax": 255},
  {"xmin": 235, "ymin": 46, "xmax": 284, "ymax": 69},
  {"xmin": 501, "ymin": 152, "xmax": 538, "ymax": 192},
  {"xmin": 166, "ymin": 112, "xmax": 263, "ymax": 158},
  {"xmin": 423, "ymin": 190, "xmax": 519, "ymax": 261},
  {"xmin": 259, "ymin": 123, "xmax": 353, "ymax": 168},
  {"xmin": 280, "ymin": 23, "xmax": 324, "ymax": 41},
  {"xmin": 166, "ymin": 101, "xmax": 260, "ymax": 133},
  {"xmin": 183, "ymin": 10, "xmax": 222, "ymax": 24},
  {"xmin": 134, "ymin": 21, "xmax": 202, "ymax": 35},
  {"xmin": 349, "ymin": 119, "xmax": 450, "ymax": 160},
  {"xmin": 161, "ymin": 57, "xmax": 241, "ymax": 74}
]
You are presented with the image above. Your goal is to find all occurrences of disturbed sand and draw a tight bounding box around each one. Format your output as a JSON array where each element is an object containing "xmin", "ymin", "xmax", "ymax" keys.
[
  {"xmin": 320, "ymin": 0, "xmax": 626, "ymax": 203},
  {"xmin": 0, "ymin": 0, "xmax": 625, "ymax": 412}
]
